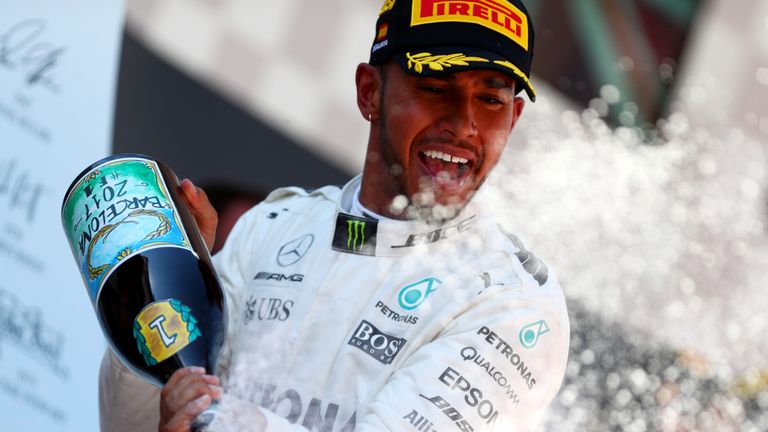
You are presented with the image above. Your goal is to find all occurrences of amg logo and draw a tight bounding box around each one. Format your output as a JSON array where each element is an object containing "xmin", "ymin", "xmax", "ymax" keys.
[
  {"xmin": 392, "ymin": 216, "xmax": 475, "ymax": 249},
  {"xmin": 348, "ymin": 320, "xmax": 406, "ymax": 365},
  {"xmin": 254, "ymin": 272, "xmax": 304, "ymax": 283},
  {"xmin": 412, "ymin": 0, "xmax": 528, "ymax": 49}
]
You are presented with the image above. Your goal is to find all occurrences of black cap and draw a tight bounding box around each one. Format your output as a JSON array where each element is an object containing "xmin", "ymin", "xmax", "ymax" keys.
[{"xmin": 369, "ymin": 0, "xmax": 536, "ymax": 101}]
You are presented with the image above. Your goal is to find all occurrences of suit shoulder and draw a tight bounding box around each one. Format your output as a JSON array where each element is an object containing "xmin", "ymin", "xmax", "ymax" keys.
[
  {"xmin": 495, "ymin": 224, "xmax": 552, "ymax": 288},
  {"xmin": 234, "ymin": 184, "xmax": 342, "ymax": 226},
  {"xmin": 262, "ymin": 184, "xmax": 342, "ymax": 205}
]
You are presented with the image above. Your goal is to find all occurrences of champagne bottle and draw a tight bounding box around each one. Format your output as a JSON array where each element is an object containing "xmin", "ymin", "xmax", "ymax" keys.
[{"xmin": 61, "ymin": 154, "xmax": 226, "ymax": 386}]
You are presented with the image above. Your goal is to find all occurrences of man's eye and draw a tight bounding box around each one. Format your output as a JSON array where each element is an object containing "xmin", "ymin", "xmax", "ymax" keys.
[
  {"xmin": 480, "ymin": 96, "xmax": 504, "ymax": 105},
  {"xmin": 420, "ymin": 86, "xmax": 446, "ymax": 94}
]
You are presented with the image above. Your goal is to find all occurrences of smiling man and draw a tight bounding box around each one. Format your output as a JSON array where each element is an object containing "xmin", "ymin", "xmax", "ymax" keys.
[{"xmin": 99, "ymin": 1, "xmax": 569, "ymax": 431}]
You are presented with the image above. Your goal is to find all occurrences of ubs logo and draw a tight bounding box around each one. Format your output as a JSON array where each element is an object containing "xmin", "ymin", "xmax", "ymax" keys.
[
  {"xmin": 277, "ymin": 234, "xmax": 314, "ymax": 267},
  {"xmin": 244, "ymin": 296, "xmax": 294, "ymax": 324}
]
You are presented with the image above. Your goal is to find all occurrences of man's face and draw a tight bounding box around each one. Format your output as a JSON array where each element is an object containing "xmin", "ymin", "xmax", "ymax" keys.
[{"xmin": 374, "ymin": 63, "xmax": 524, "ymax": 212}]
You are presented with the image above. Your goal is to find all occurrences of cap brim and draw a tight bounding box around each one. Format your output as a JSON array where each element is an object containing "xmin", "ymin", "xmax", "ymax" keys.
[{"xmin": 393, "ymin": 46, "xmax": 536, "ymax": 102}]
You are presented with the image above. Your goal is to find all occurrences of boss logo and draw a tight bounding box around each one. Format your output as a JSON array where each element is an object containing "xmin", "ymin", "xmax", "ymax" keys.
[{"xmin": 348, "ymin": 320, "xmax": 406, "ymax": 365}]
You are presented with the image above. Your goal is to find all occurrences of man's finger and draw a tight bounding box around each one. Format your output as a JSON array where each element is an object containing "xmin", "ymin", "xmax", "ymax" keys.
[
  {"xmin": 180, "ymin": 178, "xmax": 218, "ymax": 250},
  {"xmin": 169, "ymin": 377, "xmax": 221, "ymax": 411},
  {"xmin": 160, "ymin": 394, "xmax": 212, "ymax": 432},
  {"xmin": 162, "ymin": 368, "xmax": 210, "ymax": 414},
  {"xmin": 165, "ymin": 367, "xmax": 205, "ymax": 390}
]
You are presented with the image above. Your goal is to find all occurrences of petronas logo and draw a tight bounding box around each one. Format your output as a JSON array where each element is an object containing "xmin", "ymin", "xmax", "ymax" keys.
[
  {"xmin": 519, "ymin": 320, "xmax": 549, "ymax": 349},
  {"xmin": 347, "ymin": 220, "xmax": 366, "ymax": 251}
]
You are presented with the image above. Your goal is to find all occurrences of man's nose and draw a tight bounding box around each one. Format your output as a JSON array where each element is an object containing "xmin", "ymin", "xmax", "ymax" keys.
[{"xmin": 440, "ymin": 95, "xmax": 478, "ymax": 139}]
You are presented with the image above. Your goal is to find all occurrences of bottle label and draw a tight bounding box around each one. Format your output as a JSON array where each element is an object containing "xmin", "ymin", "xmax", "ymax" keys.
[
  {"xmin": 133, "ymin": 299, "xmax": 201, "ymax": 366},
  {"xmin": 61, "ymin": 157, "xmax": 192, "ymax": 303}
]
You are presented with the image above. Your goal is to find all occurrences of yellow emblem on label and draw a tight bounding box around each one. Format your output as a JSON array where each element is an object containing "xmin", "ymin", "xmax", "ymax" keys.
[
  {"xmin": 380, "ymin": 0, "xmax": 397, "ymax": 15},
  {"xmin": 133, "ymin": 299, "xmax": 201, "ymax": 366},
  {"xmin": 411, "ymin": 0, "xmax": 529, "ymax": 50}
]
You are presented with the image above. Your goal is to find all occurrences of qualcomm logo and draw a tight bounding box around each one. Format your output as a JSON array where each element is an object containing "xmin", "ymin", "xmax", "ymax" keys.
[
  {"xmin": 519, "ymin": 320, "xmax": 549, "ymax": 349},
  {"xmin": 277, "ymin": 234, "xmax": 314, "ymax": 267},
  {"xmin": 398, "ymin": 277, "xmax": 442, "ymax": 311}
]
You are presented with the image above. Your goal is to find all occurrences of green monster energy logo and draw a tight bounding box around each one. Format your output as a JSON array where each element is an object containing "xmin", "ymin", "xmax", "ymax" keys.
[
  {"xmin": 347, "ymin": 220, "xmax": 366, "ymax": 251},
  {"xmin": 333, "ymin": 214, "xmax": 377, "ymax": 256}
]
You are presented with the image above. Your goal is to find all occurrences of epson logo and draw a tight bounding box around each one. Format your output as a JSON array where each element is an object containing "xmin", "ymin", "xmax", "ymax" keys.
[
  {"xmin": 254, "ymin": 272, "xmax": 304, "ymax": 283},
  {"xmin": 438, "ymin": 367, "xmax": 500, "ymax": 426},
  {"xmin": 348, "ymin": 320, "xmax": 406, "ymax": 365}
]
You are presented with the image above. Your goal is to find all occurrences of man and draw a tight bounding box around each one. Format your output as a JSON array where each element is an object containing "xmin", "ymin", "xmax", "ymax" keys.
[{"xmin": 100, "ymin": 0, "xmax": 569, "ymax": 431}]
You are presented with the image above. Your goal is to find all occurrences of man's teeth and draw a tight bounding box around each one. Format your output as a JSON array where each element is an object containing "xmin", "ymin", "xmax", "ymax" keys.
[{"xmin": 423, "ymin": 150, "xmax": 469, "ymax": 164}]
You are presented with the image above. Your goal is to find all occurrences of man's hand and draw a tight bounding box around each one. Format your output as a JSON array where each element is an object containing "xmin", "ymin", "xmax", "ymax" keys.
[
  {"xmin": 180, "ymin": 179, "xmax": 218, "ymax": 251},
  {"xmin": 159, "ymin": 367, "xmax": 222, "ymax": 432}
]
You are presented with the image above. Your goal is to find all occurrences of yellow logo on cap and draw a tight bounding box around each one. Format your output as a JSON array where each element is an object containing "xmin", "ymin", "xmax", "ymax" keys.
[
  {"xmin": 411, "ymin": 0, "xmax": 529, "ymax": 51},
  {"xmin": 380, "ymin": 0, "xmax": 397, "ymax": 15},
  {"xmin": 133, "ymin": 299, "xmax": 201, "ymax": 366},
  {"xmin": 407, "ymin": 52, "xmax": 489, "ymax": 73},
  {"xmin": 406, "ymin": 52, "xmax": 536, "ymax": 98}
]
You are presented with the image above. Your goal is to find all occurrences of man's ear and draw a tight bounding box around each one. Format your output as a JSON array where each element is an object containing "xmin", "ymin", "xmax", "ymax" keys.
[
  {"xmin": 509, "ymin": 96, "xmax": 526, "ymax": 131},
  {"xmin": 356, "ymin": 63, "xmax": 382, "ymax": 122}
]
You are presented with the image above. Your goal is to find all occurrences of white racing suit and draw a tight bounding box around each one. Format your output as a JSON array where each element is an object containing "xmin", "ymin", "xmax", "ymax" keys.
[{"xmin": 99, "ymin": 176, "xmax": 570, "ymax": 432}]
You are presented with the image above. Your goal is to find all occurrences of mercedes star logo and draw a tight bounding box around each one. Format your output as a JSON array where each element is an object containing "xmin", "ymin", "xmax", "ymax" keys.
[{"xmin": 277, "ymin": 234, "xmax": 315, "ymax": 267}]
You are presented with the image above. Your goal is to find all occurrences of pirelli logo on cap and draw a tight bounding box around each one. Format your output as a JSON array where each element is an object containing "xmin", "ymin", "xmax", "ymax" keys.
[{"xmin": 411, "ymin": 0, "xmax": 529, "ymax": 50}]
